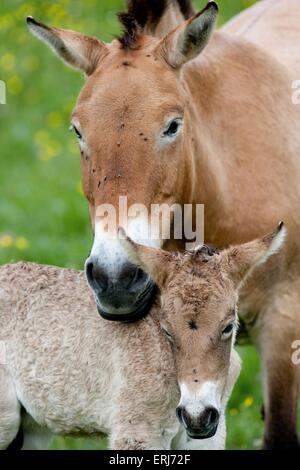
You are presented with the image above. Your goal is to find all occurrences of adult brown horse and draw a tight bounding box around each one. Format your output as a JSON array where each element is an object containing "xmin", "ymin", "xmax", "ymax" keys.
[{"xmin": 27, "ymin": 0, "xmax": 300, "ymax": 449}]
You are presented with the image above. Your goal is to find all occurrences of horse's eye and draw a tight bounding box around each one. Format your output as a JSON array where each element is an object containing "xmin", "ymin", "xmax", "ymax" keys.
[
  {"xmin": 221, "ymin": 322, "xmax": 235, "ymax": 341},
  {"xmin": 163, "ymin": 119, "xmax": 182, "ymax": 138},
  {"xmin": 161, "ymin": 326, "xmax": 174, "ymax": 343},
  {"xmin": 70, "ymin": 125, "xmax": 82, "ymax": 140}
]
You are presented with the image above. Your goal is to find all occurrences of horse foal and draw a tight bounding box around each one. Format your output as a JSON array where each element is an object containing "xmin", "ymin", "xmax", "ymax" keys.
[{"xmin": 0, "ymin": 224, "xmax": 285, "ymax": 449}]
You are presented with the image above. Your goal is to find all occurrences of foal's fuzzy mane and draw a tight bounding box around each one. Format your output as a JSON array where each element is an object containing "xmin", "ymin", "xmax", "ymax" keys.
[
  {"xmin": 118, "ymin": 0, "xmax": 194, "ymax": 49},
  {"xmin": 188, "ymin": 244, "xmax": 219, "ymax": 262}
]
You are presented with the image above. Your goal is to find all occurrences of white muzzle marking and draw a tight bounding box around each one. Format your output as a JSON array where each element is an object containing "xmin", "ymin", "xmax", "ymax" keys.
[
  {"xmin": 179, "ymin": 381, "xmax": 221, "ymax": 417},
  {"xmin": 90, "ymin": 216, "xmax": 162, "ymax": 276}
]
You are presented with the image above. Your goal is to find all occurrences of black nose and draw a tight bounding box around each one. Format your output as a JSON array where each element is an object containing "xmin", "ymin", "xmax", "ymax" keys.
[
  {"xmin": 85, "ymin": 258, "xmax": 155, "ymax": 319},
  {"xmin": 85, "ymin": 261, "xmax": 145, "ymax": 295},
  {"xmin": 176, "ymin": 406, "xmax": 219, "ymax": 439}
]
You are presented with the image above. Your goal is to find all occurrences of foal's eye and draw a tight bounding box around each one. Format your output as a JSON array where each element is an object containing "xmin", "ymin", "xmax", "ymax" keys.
[
  {"xmin": 163, "ymin": 118, "xmax": 182, "ymax": 139},
  {"xmin": 221, "ymin": 322, "xmax": 235, "ymax": 341},
  {"xmin": 161, "ymin": 326, "xmax": 174, "ymax": 343}
]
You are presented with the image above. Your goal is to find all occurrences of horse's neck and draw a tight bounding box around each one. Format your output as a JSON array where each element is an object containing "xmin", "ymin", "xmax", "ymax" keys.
[
  {"xmin": 222, "ymin": 0, "xmax": 300, "ymax": 78},
  {"xmin": 183, "ymin": 31, "xmax": 292, "ymax": 246},
  {"xmin": 182, "ymin": 33, "xmax": 260, "ymax": 213}
]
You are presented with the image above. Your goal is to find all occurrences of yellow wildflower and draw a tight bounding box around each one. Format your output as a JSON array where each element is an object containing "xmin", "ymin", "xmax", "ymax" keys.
[
  {"xmin": 229, "ymin": 408, "xmax": 239, "ymax": 417},
  {"xmin": 38, "ymin": 141, "xmax": 62, "ymax": 161},
  {"xmin": 0, "ymin": 53, "xmax": 16, "ymax": 72},
  {"xmin": 15, "ymin": 237, "xmax": 29, "ymax": 251},
  {"xmin": 243, "ymin": 396, "xmax": 254, "ymax": 408},
  {"xmin": 0, "ymin": 234, "xmax": 13, "ymax": 248},
  {"xmin": 47, "ymin": 112, "xmax": 63, "ymax": 129}
]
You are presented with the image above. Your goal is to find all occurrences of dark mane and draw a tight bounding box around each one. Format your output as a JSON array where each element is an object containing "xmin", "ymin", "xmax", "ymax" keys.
[
  {"xmin": 118, "ymin": 0, "xmax": 195, "ymax": 49},
  {"xmin": 178, "ymin": 0, "xmax": 195, "ymax": 19}
]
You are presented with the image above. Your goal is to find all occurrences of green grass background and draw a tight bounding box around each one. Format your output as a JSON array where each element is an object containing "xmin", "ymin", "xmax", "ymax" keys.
[{"xmin": 0, "ymin": 0, "xmax": 298, "ymax": 450}]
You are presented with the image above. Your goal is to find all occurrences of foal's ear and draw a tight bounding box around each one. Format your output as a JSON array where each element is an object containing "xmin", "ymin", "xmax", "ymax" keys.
[
  {"xmin": 118, "ymin": 227, "xmax": 174, "ymax": 288},
  {"xmin": 26, "ymin": 17, "xmax": 108, "ymax": 75},
  {"xmin": 222, "ymin": 222, "xmax": 287, "ymax": 288},
  {"xmin": 155, "ymin": 1, "xmax": 218, "ymax": 69}
]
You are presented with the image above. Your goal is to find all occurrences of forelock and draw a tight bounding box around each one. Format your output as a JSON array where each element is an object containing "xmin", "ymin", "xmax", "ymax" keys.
[{"xmin": 118, "ymin": 0, "xmax": 169, "ymax": 49}]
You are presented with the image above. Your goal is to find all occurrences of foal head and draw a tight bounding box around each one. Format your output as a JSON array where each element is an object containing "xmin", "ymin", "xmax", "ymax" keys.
[
  {"xmin": 120, "ymin": 222, "xmax": 286, "ymax": 439},
  {"xmin": 27, "ymin": 1, "xmax": 218, "ymax": 319}
]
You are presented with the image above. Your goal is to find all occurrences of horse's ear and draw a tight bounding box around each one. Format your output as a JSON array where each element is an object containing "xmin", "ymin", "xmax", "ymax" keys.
[
  {"xmin": 26, "ymin": 17, "xmax": 108, "ymax": 75},
  {"xmin": 155, "ymin": 1, "xmax": 218, "ymax": 69},
  {"xmin": 118, "ymin": 227, "xmax": 174, "ymax": 289},
  {"xmin": 144, "ymin": 0, "xmax": 195, "ymax": 38},
  {"xmin": 222, "ymin": 222, "xmax": 287, "ymax": 288}
]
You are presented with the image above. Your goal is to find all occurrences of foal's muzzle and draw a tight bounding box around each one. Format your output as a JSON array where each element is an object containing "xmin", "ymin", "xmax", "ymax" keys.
[
  {"xmin": 176, "ymin": 406, "xmax": 220, "ymax": 440},
  {"xmin": 85, "ymin": 257, "xmax": 155, "ymax": 322}
]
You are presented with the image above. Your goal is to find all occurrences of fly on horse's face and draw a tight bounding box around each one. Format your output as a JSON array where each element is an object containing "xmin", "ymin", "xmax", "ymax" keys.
[
  {"xmin": 119, "ymin": 222, "xmax": 286, "ymax": 439},
  {"xmin": 27, "ymin": 2, "xmax": 218, "ymax": 320},
  {"xmin": 74, "ymin": 50, "xmax": 188, "ymax": 319}
]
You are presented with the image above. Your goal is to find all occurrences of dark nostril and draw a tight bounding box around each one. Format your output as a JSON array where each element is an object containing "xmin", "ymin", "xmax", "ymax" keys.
[
  {"xmin": 181, "ymin": 407, "xmax": 192, "ymax": 429},
  {"xmin": 203, "ymin": 407, "xmax": 219, "ymax": 429},
  {"xmin": 136, "ymin": 268, "xmax": 147, "ymax": 283},
  {"xmin": 176, "ymin": 406, "xmax": 183, "ymax": 423},
  {"xmin": 119, "ymin": 265, "xmax": 147, "ymax": 289},
  {"xmin": 176, "ymin": 406, "xmax": 191, "ymax": 428},
  {"xmin": 85, "ymin": 261, "xmax": 94, "ymax": 283},
  {"xmin": 85, "ymin": 261, "xmax": 108, "ymax": 292}
]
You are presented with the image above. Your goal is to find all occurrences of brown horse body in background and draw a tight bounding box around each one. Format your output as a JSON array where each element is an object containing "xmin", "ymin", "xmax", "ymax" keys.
[{"xmin": 27, "ymin": 0, "xmax": 300, "ymax": 448}]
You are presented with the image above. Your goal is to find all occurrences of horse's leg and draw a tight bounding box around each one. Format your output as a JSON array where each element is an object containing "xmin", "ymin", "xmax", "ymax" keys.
[
  {"xmin": 254, "ymin": 290, "xmax": 300, "ymax": 449},
  {"xmin": 109, "ymin": 380, "xmax": 178, "ymax": 450},
  {"xmin": 262, "ymin": 347, "xmax": 299, "ymax": 449},
  {"xmin": 22, "ymin": 413, "xmax": 53, "ymax": 450},
  {"xmin": 109, "ymin": 424, "xmax": 167, "ymax": 450},
  {"xmin": 0, "ymin": 365, "xmax": 22, "ymax": 450}
]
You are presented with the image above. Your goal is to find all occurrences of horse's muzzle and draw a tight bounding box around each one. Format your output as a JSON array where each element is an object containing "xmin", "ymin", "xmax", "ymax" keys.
[
  {"xmin": 85, "ymin": 258, "xmax": 156, "ymax": 322},
  {"xmin": 176, "ymin": 406, "xmax": 220, "ymax": 440}
]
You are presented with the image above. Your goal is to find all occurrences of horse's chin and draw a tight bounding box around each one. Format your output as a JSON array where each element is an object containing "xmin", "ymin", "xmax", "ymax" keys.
[
  {"xmin": 186, "ymin": 425, "xmax": 218, "ymax": 440},
  {"xmin": 95, "ymin": 284, "xmax": 156, "ymax": 323}
]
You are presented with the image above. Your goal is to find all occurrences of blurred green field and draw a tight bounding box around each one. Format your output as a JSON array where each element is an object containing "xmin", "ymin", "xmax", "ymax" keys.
[{"xmin": 0, "ymin": 0, "xmax": 297, "ymax": 451}]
